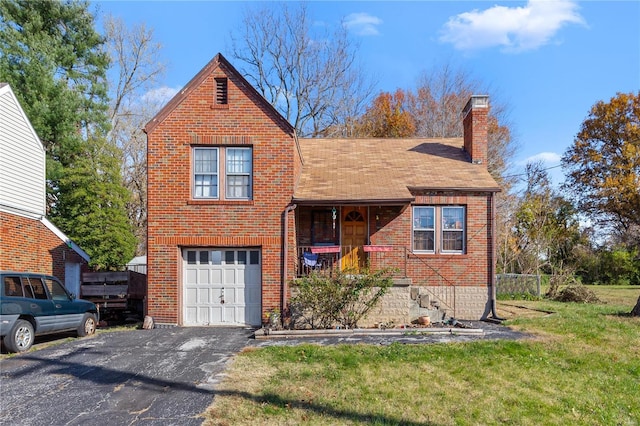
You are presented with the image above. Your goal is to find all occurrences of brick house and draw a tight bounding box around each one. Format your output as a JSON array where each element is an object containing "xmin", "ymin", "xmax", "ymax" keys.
[
  {"xmin": 0, "ymin": 83, "xmax": 89, "ymax": 297},
  {"xmin": 145, "ymin": 54, "xmax": 500, "ymax": 327}
]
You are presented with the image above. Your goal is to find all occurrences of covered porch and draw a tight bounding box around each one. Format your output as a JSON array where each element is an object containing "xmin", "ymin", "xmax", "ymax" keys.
[{"xmin": 294, "ymin": 204, "xmax": 409, "ymax": 278}]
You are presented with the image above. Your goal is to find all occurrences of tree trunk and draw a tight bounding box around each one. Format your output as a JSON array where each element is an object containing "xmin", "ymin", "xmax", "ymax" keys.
[{"xmin": 631, "ymin": 295, "xmax": 640, "ymax": 317}]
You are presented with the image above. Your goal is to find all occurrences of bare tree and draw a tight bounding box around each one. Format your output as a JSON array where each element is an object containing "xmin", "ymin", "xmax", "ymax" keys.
[
  {"xmin": 230, "ymin": 3, "xmax": 374, "ymax": 137},
  {"xmin": 406, "ymin": 61, "xmax": 517, "ymax": 186},
  {"xmin": 105, "ymin": 16, "xmax": 166, "ymax": 255}
]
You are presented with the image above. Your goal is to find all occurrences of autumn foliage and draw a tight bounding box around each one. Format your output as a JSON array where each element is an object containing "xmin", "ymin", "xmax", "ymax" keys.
[
  {"xmin": 562, "ymin": 92, "xmax": 640, "ymax": 241},
  {"xmin": 354, "ymin": 90, "xmax": 415, "ymax": 137}
]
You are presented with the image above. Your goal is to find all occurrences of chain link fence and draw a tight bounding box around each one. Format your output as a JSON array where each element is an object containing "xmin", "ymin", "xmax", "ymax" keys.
[{"xmin": 496, "ymin": 274, "xmax": 541, "ymax": 299}]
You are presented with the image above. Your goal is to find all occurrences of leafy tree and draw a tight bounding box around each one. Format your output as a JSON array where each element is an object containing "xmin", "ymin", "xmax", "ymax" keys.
[
  {"xmin": 562, "ymin": 92, "xmax": 640, "ymax": 245},
  {"xmin": 353, "ymin": 90, "xmax": 415, "ymax": 137},
  {"xmin": 510, "ymin": 163, "xmax": 583, "ymax": 295},
  {"xmin": 55, "ymin": 137, "xmax": 137, "ymax": 270},
  {"xmin": 0, "ymin": 0, "xmax": 136, "ymax": 269},
  {"xmin": 0, "ymin": 0, "xmax": 110, "ymax": 166},
  {"xmin": 230, "ymin": 2, "xmax": 374, "ymax": 137},
  {"xmin": 105, "ymin": 15, "xmax": 166, "ymax": 255}
]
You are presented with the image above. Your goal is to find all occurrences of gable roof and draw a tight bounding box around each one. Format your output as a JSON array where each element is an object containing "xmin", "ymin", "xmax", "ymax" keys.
[
  {"xmin": 293, "ymin": 138, "xmax": 500, "ymax": 204},
  {"xmin": 0, "ymin": 83, "xmax": 45, "ymax": 155},
  {"xmin": 144, "ymin": 53, "xmax": 293, "ymax": 134}
]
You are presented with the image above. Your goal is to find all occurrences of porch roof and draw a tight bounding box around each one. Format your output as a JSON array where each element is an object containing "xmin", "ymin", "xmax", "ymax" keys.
[{"xmin": 293, "ymin": 138, "xmax": 501, "ymax": 204}]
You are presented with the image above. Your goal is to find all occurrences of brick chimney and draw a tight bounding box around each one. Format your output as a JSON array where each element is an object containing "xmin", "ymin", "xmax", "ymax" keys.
[{"xmin": 463, "ymin": 95, "xmax": 489, "ymax": 166}]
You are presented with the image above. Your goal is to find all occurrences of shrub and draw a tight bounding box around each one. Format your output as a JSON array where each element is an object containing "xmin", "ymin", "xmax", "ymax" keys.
[{"xmin": 288, "ymin": 268, "xmax": 394, "ymax": 329}]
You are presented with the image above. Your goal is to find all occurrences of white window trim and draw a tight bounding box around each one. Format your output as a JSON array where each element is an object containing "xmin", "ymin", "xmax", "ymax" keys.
[
  {"xmin": 440, "ymin": 206, "xmax": 465, "ymax": 254},
  {"xmin": 412, "ymin": 206, "xmax": 436, "ymax": 254},
  {"xmin": 225, "ymin": 147, "xmax": 253, "ymax": 200},
  {"xmin": 193, "ymin": 147, "xmax": 219, "ymax": 199},
  {"xmin": 192, "ymin": 147, "xmax": 253, "ymax": 200},
  {"xmin": 412, "ymin": 205, "xmax": 466, "ymax": 254}
]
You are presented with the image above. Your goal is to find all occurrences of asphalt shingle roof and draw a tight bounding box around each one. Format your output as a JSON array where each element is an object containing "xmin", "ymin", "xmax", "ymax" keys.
[{"xmin": 293, "ymin": 138, "xmax": 500, "ymax": 204}]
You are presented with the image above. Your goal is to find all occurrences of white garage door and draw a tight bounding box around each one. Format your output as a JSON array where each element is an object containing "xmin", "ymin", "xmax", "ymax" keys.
[{"xmin": 183, "ymin": 248, "xmax": 261, "ymax": 326}]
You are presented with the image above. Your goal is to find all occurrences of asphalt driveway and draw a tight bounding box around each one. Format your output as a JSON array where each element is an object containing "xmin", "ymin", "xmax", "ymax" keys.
[
  {"xmin": 0, "ymin": 321, "xmax": 526, "ymax": 425},
  {"xmin": 0, "ymin": 326, "xmax": 255, "ymax": 426}
]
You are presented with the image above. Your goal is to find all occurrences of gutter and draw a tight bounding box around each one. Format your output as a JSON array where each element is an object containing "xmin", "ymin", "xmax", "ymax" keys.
[
  {"xmin": 292, "ymin": 198, "xmax": 413, "ymax": 206},
  {"xmin": 488, "ymin": 191, "xmax": 504, "ymax": 321},
  {"xmin": 282, "ymin": 204, "xmax": 297, "ymax": 322}
]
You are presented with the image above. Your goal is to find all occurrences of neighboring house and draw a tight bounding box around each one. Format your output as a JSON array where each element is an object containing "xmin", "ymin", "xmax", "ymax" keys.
[
  {"xmin": 126, "ymin": 255, "xmax": 147, "ymax": 275},
  {"xmin": 145, "ymin": 54, "xmax": 500, "ymax": 327},
  {"xmin": 0, "ymin": 83, "xmax": 89, "ymax": 297}
]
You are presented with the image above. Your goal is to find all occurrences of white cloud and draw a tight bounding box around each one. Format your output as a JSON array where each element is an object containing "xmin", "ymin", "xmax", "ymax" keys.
[
  {"xmin": 142, "ymin": 86, "xmax": 180, "ymax": 106},
  {"xmin": 520, "ymin": 151, "xmax": 562, "ymax": 166},
  {"xmin": 344, "ymin": 13, "xmax": 382, "ymax": 36},
  {"xmin": 439, "ymin": 0, "xmax": 585, "ymax": 52}
]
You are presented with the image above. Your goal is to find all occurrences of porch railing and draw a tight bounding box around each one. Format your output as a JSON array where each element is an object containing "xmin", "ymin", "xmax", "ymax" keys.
[{"xmin": 295, "ymin": 245, "xmax": 407, "ymax": 278}]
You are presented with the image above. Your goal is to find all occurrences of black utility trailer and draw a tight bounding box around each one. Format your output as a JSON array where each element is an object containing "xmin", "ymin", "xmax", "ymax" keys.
[{"xmin": 81, "ymin": 271, "xmax": 146, "ymax": 322}]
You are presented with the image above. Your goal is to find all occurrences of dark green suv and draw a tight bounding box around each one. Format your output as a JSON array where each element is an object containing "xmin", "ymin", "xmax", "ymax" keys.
[{"xmin": 0, "ymin": 271, "xmax": 99, "ymax": 353}]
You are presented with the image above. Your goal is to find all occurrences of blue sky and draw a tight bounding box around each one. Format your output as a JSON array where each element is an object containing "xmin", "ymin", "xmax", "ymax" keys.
[{"xmin": 93, "ymin": 0, "xmax": 639, "ymax": 187}]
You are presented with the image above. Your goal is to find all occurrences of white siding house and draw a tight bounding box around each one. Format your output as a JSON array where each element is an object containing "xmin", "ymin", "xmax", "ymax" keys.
[
  {"xmin": 0, "ymin": 83, "xmax": 89, "ymax": 285},
  {"xmin": 0, "ymin": 83, "xmax": 47, "ymax": 217}
]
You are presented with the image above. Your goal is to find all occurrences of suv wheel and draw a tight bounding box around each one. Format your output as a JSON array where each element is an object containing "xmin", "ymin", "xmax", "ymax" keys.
[
  {"xmin": 77, "ymin": 313, "xmax": 97, "ymax": 337},
  {"xmin": 5, "ymin": 319, "xmax": 34, "ymax": 353}
]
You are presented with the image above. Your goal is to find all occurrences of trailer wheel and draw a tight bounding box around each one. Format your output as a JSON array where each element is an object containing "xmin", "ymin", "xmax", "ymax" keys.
[
  {"xmin": 5, "ymin": 319, "xmax": 34, "ymax": 353},
  {"xmin": 77, "ymin": 313, "xmax": 97, "ymax": 337}
]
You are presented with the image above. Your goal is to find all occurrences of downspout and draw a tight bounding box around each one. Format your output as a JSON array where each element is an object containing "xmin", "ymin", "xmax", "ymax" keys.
[
  {"xmin": 282, "ymin": 203, "xmax": 297, "ymax": 321},
  {"xmin": 489, "ymin": 192, "xmax": 504, "ymax": 321}
]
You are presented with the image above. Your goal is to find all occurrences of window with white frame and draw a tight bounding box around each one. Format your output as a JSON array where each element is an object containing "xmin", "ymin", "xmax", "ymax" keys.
[
  {"xmin": 192, "ymin": 147, "xmax": 253, "ymax": 200},
  {"xmin": 441, "ymin": 207, "xmax": 465, "ymax": 252},
  {"xmin": 413, "ymin": 207, "xmax": 435, "ymax": 252},
  {"xmin": 413, "ymin": 206, "xmax": 465, "ymax": 254},
  {"xmin": 226, "ymin": 148, "xmax": 252, "ymax": 199},
  {"xmin": 194, "ymin": 148, "xmax": 218, "ymax": 198}
]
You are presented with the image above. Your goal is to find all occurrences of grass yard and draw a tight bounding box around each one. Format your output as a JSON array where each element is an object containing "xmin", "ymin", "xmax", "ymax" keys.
[{"xmin": 205, "ymin": 286, "xmax": 640, "ymax": 425}]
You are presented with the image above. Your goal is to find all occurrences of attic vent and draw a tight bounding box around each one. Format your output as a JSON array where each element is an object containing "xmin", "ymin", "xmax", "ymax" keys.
[{"xmin": 215, "ymin": 77, "xmax": 228, "ymax": 105}]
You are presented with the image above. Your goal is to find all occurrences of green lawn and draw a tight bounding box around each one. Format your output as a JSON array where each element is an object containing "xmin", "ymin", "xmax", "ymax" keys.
[{"xmin": 205, "ymin": 286, "xmax": 640, "ymax": 425}]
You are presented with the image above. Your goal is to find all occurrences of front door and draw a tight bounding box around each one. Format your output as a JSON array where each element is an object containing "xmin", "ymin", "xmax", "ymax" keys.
[{"xmin": 341, "ymin": 208, "xmax": 367, "ymax": 271}]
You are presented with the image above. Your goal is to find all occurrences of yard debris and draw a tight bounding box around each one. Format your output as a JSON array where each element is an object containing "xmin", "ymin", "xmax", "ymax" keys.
[{"xmin": 552, "ymin": 284, "xmax": 600, "ymax": 304}]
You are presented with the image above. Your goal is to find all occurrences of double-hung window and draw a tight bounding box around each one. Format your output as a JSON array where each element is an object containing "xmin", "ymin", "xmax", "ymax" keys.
[
  {"xmin": 193, "ymin": 147, "xmax": 252, "ymax": 200},
  {"xmin": 413, "ymin": 206, "xmax": 465, "ymax": 254},
  {"xmin": 413, "ymin": 207, "xmax": 435, "ymax": 252},
  {"xmin": 441, "ymin": 207, "xmax": 464, "ymax": 252},
  {"xmin": 226, "ymin": 148, "xmax": 252, "ymax": 199},
  {"xmin": 194, "ymin": 148, "xmax": 218, "ymax": 198}
]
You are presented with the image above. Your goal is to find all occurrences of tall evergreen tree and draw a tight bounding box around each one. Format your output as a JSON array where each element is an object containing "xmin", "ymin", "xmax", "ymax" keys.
[{"xmin": 0, "ymin": 0, "xmax": 136, "ymax": 269}]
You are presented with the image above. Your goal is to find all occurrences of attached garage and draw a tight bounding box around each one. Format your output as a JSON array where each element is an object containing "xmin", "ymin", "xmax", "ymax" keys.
[{"xmin": 182, "ymin": 248, "xmax": 262, "ymax": 326}]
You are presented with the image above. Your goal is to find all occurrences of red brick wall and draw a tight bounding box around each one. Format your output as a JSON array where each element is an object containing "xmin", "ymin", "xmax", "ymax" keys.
[
  {"xmin": 146, "ymin": 61, "xmax": 297, "ymax": 324},
  {"xmin": 295, "ymin": 194, "xmax": 494, "ymax": 290},
  {"xmin": 371, "ymin": 192, "xmax": 494, "ymax": 288},
  {"xmin": 463, "ymin": 101, "xmax": 488, "ymax": 166},
  {"xmin": 0, "ymin": 212, "xmax": 87, "ymax": 283}
]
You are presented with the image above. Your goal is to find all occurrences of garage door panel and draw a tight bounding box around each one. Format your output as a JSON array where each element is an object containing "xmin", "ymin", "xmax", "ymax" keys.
[
  {"xmin": 246, "ymin": 286, "xmax": 260, "ymax": 305},
  {"xmin": 183, "ymin": 248, "xmax": 261, "ymax": 326},
  {"xmin": 185, "ymin": 287, "xmax": 195, "ymax": 304},
  {"xmin": 224, "ymin": 269, "xmax": 237, "ymax": 285},
  {"xmin": 186, "ymin": 269, "xmax": 197, "ymax": 284},
  {"xmin": 233, "ymin": 287, "xmax": 244, "ymax": 304},
  {"xmin": 198, "ymin": 288, "xmax": 210, "ymax": 304},
  {"xmin": 185, "ymin": 307, "xmax": 197, "ymax": 324},
  {"xmin": 199, "ymin": 269, "xmax": 210, "ymax": 284}
]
